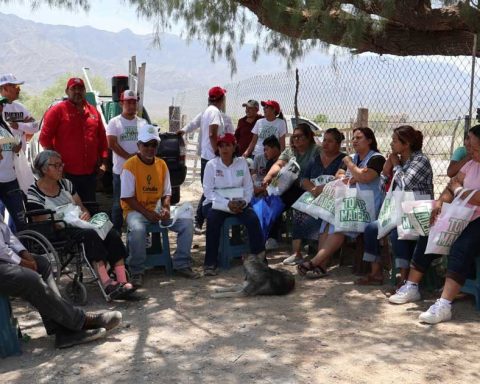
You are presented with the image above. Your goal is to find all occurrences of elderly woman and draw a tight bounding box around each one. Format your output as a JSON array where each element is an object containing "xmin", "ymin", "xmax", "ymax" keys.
[
  {"xmin": 26, "ymin": 150, "xmax": 134, "ymax": 300},
  {"xmin": 283, "ymin": 128, "xmax": 346, "ymax": 265},
  {"xmin": 202, "ymin": 133, "xmax": 265, "ymax": 276},
  {"xmin": 388, "ymin": 124, "xmax": 480, "ymax": 324},
  {"xmin": 356, "ymin": 125, "xmax": 434, "ymax": 285},
  {"xmin": 297, "ymin": 127, "xmax": 386, "ymax": 278}
]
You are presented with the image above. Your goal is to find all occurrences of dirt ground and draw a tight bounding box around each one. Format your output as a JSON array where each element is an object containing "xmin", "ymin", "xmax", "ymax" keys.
[{"xmin": 1, "ymin": 181, "xmax": 480, "ymax": 384}]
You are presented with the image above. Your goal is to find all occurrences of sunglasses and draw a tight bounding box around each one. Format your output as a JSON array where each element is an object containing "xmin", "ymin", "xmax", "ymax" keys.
[
  {"xmin": 291, "ymin": 134, "xmax": 306, "ymax": 140},
  {"xmin": 142, "ymin": 141, "xmax": 158, "ymax": 148}
]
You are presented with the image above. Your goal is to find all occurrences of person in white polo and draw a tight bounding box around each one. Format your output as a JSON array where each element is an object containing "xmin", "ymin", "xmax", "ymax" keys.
[{"xmin": 106, "ymin": 90, "xmax": 146, "ymax": 231}]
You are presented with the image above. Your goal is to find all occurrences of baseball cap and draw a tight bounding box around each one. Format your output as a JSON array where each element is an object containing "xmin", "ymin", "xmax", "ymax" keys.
[
  {"xmin": 208, "ymin": 86, "xmax": 226, "ymax": 100},
  {"xmin": 0, "ymin": 74, "xmax": 24, "ymax": 87},
  {"xmin": 242, "ymin": 99, "xmax": 259, "ymax": 109},
  {"xmin": 0, "ymin": 96, "xmax": 8, "ymax": 104},
  {"xmin": 217, "ymin": 133, "xmax": 236, "ymax": 145},
  {"xmin": 66, "ymin": 77, "xmax": 85, "ymax": 89},
  {"xmin": 138, "ymin": 124, "xmax": 160, "ymax": 143},
  {"xmin": 261, "ymin": 100, "xmax": 281, "ymax": 114},
  {"xmin": 120, "ymin": 90, "xmax": 138, "ymax": 101}
]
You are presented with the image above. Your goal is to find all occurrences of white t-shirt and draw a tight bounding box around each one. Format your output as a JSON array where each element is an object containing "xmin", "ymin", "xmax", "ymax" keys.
[
  {"xmin": 106, "ymin": 115, "xmax": 146, "ymax": 175},
  {"xmin": 0, "ymin": 125, "xmax": 17, "ymax": 182},
  {"xmin": 251, "ymin": 118, "xmax": 286, "ymax": 156},
  {"xmin": 200, "ymin": 105, "xmax": 226, "ymax": 160},
  {"xmin": 2, "ymin": 101, "xmax": 38, "ymax": 151}
]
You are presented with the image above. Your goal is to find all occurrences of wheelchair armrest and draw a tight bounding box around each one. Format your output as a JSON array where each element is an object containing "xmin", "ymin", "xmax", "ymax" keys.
[{"xmin": 24, "ymin": 209, "xmax": 56, "ymax": 219}]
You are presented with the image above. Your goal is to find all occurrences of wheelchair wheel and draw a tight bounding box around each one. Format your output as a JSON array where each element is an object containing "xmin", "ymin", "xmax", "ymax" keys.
[
  {"xmin": 65, "ymin": 280, "xmax": 88, "ymax": 306},
  {"xmin": 16, "ymin": 230, "xmax": 62, "ymax": 282}
]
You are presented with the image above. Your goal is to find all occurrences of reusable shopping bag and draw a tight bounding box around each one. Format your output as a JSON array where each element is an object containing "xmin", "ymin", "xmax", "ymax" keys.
[
  {"xmin": 267, "ymin": 158, "xmax": 301, "ymax": 196},
  {"xmin": 57, "ymin": 203, "xmax": 113, "ymax": 240},
  {"xmin": 14, "ymin": 150, "xmax": 35, "ymax": 193},
  {"xmin": 309, "ymin": 179, "xmax": 344, "ymax": 223},
  {"xmin": 311, "ymin": 175, "xmax": 335, "ymax": 186},
  {"xmin": 425, "ymin": 191, "xmax": 476, "ymax": 255},
  {"xmin": 291, "ymin": 191, "xmax": 316, "ymax": 217},
  {"xmin": 155, "ymin": 201, "xmax": 195, "ymax": 228},
  {"xmin": 334, "ymin": 181, "xmax": 375, "ymax": 233},
  {"xmin": 252, "ymin": 195, "xmax": 285, "ymax": 241},
  {"xmin": 401, "ymin": 199, "xmax": 435, "ymax": 237}
]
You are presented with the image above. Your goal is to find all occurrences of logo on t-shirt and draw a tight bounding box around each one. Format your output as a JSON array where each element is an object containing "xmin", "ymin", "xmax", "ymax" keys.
[
  {"xmin": 120, "ymin": 126, "xmax": 138, "ymax": 142},
  {"xmin": 259, "ymin": 124, "xmax": 278, "ymax": 139},
  {"xmin": 143, "ymin": 174, "xmax": 158, "ymax": 193},
  {"xmin": 236, "ymin": 170, "xmax": 244, "ymax": 177},
  {"xmin": 216, "ymin": 170, "xmax": 224, "ymax": 177},
  {"xmin": 3, "ymin": 111, "xmax": 24, "ymax": 123}
]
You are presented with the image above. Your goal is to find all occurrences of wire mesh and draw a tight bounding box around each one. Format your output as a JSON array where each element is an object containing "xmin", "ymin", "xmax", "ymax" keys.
[{"xmin": 176, "ymin": 54, "xmax": 479, "ymax": 196}]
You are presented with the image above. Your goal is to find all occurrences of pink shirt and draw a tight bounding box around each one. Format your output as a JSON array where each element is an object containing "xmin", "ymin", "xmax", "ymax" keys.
[{"xmin": 460, "ymin": 160, "xmax": 480, "ymax": 220}]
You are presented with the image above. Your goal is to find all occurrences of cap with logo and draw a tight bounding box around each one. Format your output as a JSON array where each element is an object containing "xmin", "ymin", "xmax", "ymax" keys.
[
  {"xmin": 217, "ymin": 133, "xmax": 236, "ymax": 145},
  {"xmin": 260, "ymin": 100, "xmax": 281, "ymax": 114},
  {"xmin": 0, "ymin": 74, "xmax": 24, "ymax": 87},
  {"xmin": 120, "ymin": 90, "xmax": 138, "ymax": 101},
  {"xmin": 242, "ymin": 99, "xmax": 259, "ymax": 109},
  {"xmin": 138, "ymin": 124, "xmax": 160, "ymax": 143},
  {"xmin": 66, "ymin": 78, "xmax": 85, "ymax": 89},
  {"xmin": 208, "ymin": 86, "xmax": 226, "ymax": 101}
]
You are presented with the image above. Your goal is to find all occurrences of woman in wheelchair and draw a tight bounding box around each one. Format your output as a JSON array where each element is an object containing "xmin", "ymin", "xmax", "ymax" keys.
[{"xmin": 27, "ymin": 150, "xmax": 135, "ymax": 300}]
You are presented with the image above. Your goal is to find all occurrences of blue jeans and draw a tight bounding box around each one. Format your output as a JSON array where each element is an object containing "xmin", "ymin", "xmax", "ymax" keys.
[
  {"xmin": 111, "ymin": 173, "xmax": 123, "ymax": 231},
  {"xmin": 202, "ymin": 203, "xmax": 265, "ymax": 268},
  {"xmin": 411, "ymin": 217, "xmax": 480, "ymax": 285},
  {"xmin": 0, "ymin": 179, "xmax": 25, "ymax": 232},
  {"xmin": 363, "ymin": 221, "xmax": 416, "ymax": 269},
  {"xmin": 126, "ymin": 211, "xmax": 194, "ymax": 274}
]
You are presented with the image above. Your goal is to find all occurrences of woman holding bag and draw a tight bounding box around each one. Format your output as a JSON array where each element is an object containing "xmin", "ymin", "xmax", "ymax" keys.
[
  {"xmin": 27, "ymin": 150, "xmax": 135, "ymax": 300},
  {"xmin": 297, "ymin": 127, "xmax": 385, "ymax": 278},
  {"xmin": 389, "ymin": 125, "xmax": 480, "ymax": 324},
  {"xmin": 356, "ymin": 125, "xmax": 433, "ymax": 285}
]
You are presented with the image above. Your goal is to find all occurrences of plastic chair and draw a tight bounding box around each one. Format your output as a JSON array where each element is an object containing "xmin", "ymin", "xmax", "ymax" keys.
[
  {"xmin": 144, "ymin": 223, "xmax": 173, "ymax": 274},
  {"xmin": 218, "ymin": 216, "xmax": 250, "ymax": 269},
  {"xmin": 0, "ymin": 296, "xmax": 22, "ymax": 358},
  {"xmin": 461, "ymin": 257, "xmax": 480, "ymax": 310}
]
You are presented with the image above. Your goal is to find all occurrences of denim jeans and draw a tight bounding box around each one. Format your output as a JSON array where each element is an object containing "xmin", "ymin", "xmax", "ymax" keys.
[
  {"xmin": 202, "ymin": 203, "xmax": 265, "ymax": 268},
  {"xmin": 363, "ymin": 221, "xmax": 416, "ymax": 269},
  {"xmin": 411, "ymin": 217, "xmax": 480, "ymax": 285},
  {"xmin": 111, "ymin": 173, "xmax": 123, "ymax": 231},
  {"xmin": 0, "ymin": 255, "xmax": 85, "ymax": 335},
  {"xmin": 195, "ymin": 158, "xmax": 209, "ymax": 227},
  {"xmin": 126, "ymin": 211, "xmax": 194, "ymax": 274},
  {"xmin": 0, "ymin": 179, "xmax": 25, "ymax": 232}
]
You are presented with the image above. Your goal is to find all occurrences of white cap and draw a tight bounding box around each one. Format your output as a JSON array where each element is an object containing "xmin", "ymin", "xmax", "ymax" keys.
[
  {"xmin": 137, "ymin": 124, "xmax": 160, "ymax": 143},
  {"xmin": 0, "ymin": 74, "xmax": 24, "ymax": 87},
  {"xmin": 120, "ymin": 90, "xmax": 138, "ymax": 101}
]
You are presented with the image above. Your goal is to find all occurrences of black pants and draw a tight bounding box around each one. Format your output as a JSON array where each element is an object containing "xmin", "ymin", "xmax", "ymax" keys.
[
  {"xmin": 195, "ymin": 158, "xmax": 209, "ymax": 227},
  {"xmin": 64, "ymin": 173, "xmax": 97, "ymax": 203}
]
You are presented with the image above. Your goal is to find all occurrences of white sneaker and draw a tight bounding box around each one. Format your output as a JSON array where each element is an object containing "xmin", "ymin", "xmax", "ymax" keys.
[
  {"xmin": 283, "ymin": 254, "xmax": 303, "ymax": 266},
  {"xmin": 388, "ymin": 284, "xmax": 421, "ymax": 304},
  {"xmin": 418, "ymin": 299, "xmax": 452, "ymax": 324},
  {"xmin": 265, "ymin": 238, "xmax": 280, "ymax": 250}
]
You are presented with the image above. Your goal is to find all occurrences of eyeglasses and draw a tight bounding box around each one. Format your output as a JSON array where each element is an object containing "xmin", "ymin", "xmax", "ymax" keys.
[
  {"xmin": 142, "ymin": 141, "xmax": 158, "ymax": 148},
  {"xmin": 291, "ymin": 134, "xmax": 306, "ymax": 140},
  {"xmin": 48, "ymin": 163, "xmax": 64, "ymax": 169}
]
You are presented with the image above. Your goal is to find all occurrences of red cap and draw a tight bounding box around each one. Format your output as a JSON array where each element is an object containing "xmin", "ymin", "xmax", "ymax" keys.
[
  {"xmin": 66, "ymin": 77, "xmax": 85, "ymax": 89},
  {"xmin": 120, "ymin": 90, "xmax": 138, "ymax": 101},
  {"xmin": 208, "ymin": 86, "xmax": 226, "ymax": 100},
  {"xmin": 217, "ymin": 133, "xmax": 236, "ymax": 145},
  {"xmin": 261, "ymin": 100, "xmax": 280, "ymax": 114}
]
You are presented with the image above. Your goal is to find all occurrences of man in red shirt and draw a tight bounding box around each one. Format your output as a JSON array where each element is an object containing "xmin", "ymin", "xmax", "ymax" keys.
[
  {"xmin": 234, "ymin": 99, "xmax": 262, "ymax": 156},
  {"xmin": 40, "ymin": 78, "xmax": 108, "ymax": 202}
]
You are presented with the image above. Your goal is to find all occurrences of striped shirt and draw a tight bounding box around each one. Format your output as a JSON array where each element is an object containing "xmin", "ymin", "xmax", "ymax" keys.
[{"xmin": 27, "ymin": 179, "xmax": 76, "ymax": 212}]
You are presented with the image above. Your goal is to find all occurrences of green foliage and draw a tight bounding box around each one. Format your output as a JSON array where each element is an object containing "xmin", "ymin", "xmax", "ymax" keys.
[{"xmin": 312, "ymin": 114, "xmax": 328, "ymax": 124}]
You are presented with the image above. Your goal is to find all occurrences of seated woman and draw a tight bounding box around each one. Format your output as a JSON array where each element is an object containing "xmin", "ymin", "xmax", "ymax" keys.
[
  {"xmin": 447, "ymin": 135, "xmax": 471, "ymax": 178},
  {"xmin": 388, "ymin": 125, "xmax": 480, "ymax": 324},
  {"xmin": 202, "ymin": 133, "xmax": 265, "ymax": 276},
  {"xmin": 27, "ymin": 150, "xmax": 134, "ymax": 300},
  {"xmin": 297, "ymin": 127, "xmax": 385, "ymax": 278},
  {"xmin": 357, "ymin": 125, "xmax": 434, "ymax": 285},
  {"xmin": 283, "ymin": 128, "xmax": 346, "ymax": 265}
]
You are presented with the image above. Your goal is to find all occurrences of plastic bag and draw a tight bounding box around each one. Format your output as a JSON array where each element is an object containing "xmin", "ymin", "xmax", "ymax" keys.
[
  {"xmin": 291, "ymin": 191, "xmax": 316, "ymax": 217},
  {"xmin": 425, "ymin": 191, "xmax": 476, "ymax": 255},
  {"xmin": 401, "ymin": 199, "xmax": 435, "ymax": 237},
  {"xmin": 267, "ymin": 158, "xmax": 301, "ymax": 196},
  {"xmin": 14, "ymin": 150, "xmax": 35, "ymax": 193},
  {"xmin": 252, "ymin": 195, "xmax": 285, "ymax": 241},
  {"xmin": 309, "ymin": 179, "xmax": 343, "ymax": 223},
  {"xmin": 334, "ymin": 181, "xmax": 375, "ymax": 233},
  {"xmin": 57, "ymin": 203, "xmax": 113, "ymax": 240},
  {"xmin": 311, "ymin": 175, "xmax": 335, "ymax": 186},
  {"xmin": 155, "ymin": 201, "xmax": 194, "ymax": 228}
]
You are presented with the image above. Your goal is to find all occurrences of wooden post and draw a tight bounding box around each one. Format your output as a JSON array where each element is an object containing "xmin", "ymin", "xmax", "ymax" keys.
[
  {"xmin": 137, "ymin": 62, "xmax": 146, "ymax": 117},
  {"xmin": 355, "ymin": 108, "xmax": 369, "ymax": 128},
  {"xmin": 169, "ymin": 106, "xmax": 181, "ymax": 133}
]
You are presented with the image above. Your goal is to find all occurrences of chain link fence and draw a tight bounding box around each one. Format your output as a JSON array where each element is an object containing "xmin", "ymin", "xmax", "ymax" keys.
[{"xmin": 175, "ymin": 54, "xmax": 479, "ymax": 196}]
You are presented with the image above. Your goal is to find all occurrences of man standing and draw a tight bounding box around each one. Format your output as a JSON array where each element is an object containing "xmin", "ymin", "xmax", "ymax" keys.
[
  {"xmin": 106, "ymin": 90, "xmax": 146, "ymax": 231},
  {"xmin": 235, "ymin": 99, "xmax": 262, "ymax": 156},
  {"xmin": 121, "ymin": 124, "xmax": 198, "ymax": 288},
  {"xmin": 40, "ymin": 77, "xmax": 108, "ymax": 202}
]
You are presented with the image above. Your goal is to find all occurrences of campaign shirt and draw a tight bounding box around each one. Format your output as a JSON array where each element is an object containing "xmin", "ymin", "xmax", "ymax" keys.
[
  {"xmin": 251, "ymin": 118, "xmax": 286, "ymax": 156},
  {"xmin": 106, "ymin": 115, "xmax": 146, "ymax": 175},
  {"xmin": 0, "ymin": 123, "xmax": 17, "ymax": 182},
  {"xmin": 460, "ymin": 160, "xmax": 480, "ymax": 221},
  {"xmin": 2, "ymin": 101, "xmax": 38, "ymax": 151},
  {"xmin": 40, "ymin": 100, "xmax": 108, "ymax": 175},
  {"xmin": 200, "ymin": 105, "xmax": 224, "ymax": 160}
]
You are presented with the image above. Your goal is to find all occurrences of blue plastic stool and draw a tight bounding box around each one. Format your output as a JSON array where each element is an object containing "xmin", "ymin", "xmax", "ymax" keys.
[
  {"xmin": 0, "ymin": 296, "xmax": 22, "ymax": 358},
  {"xmin": 218, "ymin": 217, "xmax": 250, "ymax": 269},
  {"xmin": 461, "ymin": 257, "xmax": 480, "ymax": 310}
]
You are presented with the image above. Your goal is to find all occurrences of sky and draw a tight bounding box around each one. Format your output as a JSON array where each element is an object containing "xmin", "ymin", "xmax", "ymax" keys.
[{"xmin": 5, "ymin": 0, "xmax": 164, "ymax": 35}]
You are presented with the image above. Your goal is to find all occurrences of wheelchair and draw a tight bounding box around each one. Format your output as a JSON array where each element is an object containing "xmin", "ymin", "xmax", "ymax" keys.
[{"xmin": 15, "ymin": 201, "xmax": 114, "ymax": 305}]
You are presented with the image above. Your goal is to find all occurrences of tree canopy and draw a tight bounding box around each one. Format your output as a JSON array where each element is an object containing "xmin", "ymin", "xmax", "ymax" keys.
[{"xmin": 5, "ymin": 1, "xmax": 480, "ymax": 70}]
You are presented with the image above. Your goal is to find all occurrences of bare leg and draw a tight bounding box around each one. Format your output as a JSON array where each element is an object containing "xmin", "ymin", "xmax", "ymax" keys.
[
  {"xmin": 311, "ymin": 232, "xmax": 345, "ymax": 269},
  {"xmin": 406, "ymin": 268, "xmax": 424, "ymax": 284},
  {"xmin": 291, "ymin": 239, "xmax": 302, "ymax": 257},
  {"xmin": 370, "ymin": 261, "xmax": 383, "ymax": 278},
  {"xmin": 440, "ymin": 277, "xmax": 462, "ymax": 301},
  {"xmin": 399, "ymin": 267, "xmax": 410, "ymax": 282}
]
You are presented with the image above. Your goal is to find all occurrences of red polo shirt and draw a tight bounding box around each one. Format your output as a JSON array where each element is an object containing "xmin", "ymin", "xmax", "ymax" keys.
[
  {"xmin": 235, "ymin": 114, "xmax": 262, "ymax": 154},
  {"xmin": 40, "ymin": 100, "xmax": 108, "ymax": 175}
]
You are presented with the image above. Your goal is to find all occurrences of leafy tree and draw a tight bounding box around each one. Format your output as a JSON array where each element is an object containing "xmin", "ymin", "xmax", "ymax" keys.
[
  {"xmin": 312, "ymin": 113, "xmax": 328, "ymax": 124},
  {"xmin": 5, "ymin": 1, "xmax": 480, "ymax": 72}
]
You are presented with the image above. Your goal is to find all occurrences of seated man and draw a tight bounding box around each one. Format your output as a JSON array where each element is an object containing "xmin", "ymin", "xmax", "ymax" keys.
[
  {"xmin": 121, "ymin": 124, "xmax": 198, "ymax": 287},
  {"xmin": 0, "ymin": 215, "xmax": 121, "ymax": 349}
]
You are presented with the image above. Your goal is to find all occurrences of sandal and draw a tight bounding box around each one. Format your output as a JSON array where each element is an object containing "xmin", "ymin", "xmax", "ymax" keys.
[
  {"xmin": 355, "ymin": 275, "xmax": 384, "ymax": 286},
  {"xmin": 297, "ymin": 261, "xmax": 328, "ymax": 279},
  {"xmin": 105, "ymin": 283, "xmax": 132, "ymax": 300}
]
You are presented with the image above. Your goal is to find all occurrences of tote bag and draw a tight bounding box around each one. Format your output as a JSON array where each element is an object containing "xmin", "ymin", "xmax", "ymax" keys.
[
  {"xmin": 291, "ymin": 191, "xmax": 317, "ymax": 217},
  {"xmin": 334, "ymin": 182, "xmax": 375, "ymax": 233},
  {"xmin": 401, "ymin": 199, "xmax": 435, "ymax": 237},
  {"xmin": 267, "ymin": 158, "xmax": 301, "ymax": 196},
  {"xmin": 309, "ymin": 179, "xmax": 344, "ymax": 223},
  {"xmin": 425, "ymin": 191, "xmax": 476, "ymax": 255}
]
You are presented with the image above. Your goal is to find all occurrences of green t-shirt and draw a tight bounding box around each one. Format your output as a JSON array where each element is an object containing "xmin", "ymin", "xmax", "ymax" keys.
[
  {"xmin": 451, "ymin": 146, "xmax": 467, "ymax": 162},
  {"xmin": 278, "ymin": 144, "xmax": 320, "ymax": 175}
]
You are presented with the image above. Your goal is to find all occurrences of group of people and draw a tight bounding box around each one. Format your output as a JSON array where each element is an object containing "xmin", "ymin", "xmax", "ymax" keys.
[{"xmin": 1, "ymin": 78, "xmax": 480, "ymax": 351}]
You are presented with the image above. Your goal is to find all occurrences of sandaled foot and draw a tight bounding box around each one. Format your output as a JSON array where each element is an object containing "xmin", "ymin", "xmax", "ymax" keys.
[
  {"xmin": 355, "ymin": 275, "xmax": 384, "ymax": 286},
  {"xmin": 297, "ymin": 261, "xmax": 328, "ymax": 279},
  {"xmin": 105, "ymin": 283, "xmax": 132, "ymax": 300}
]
